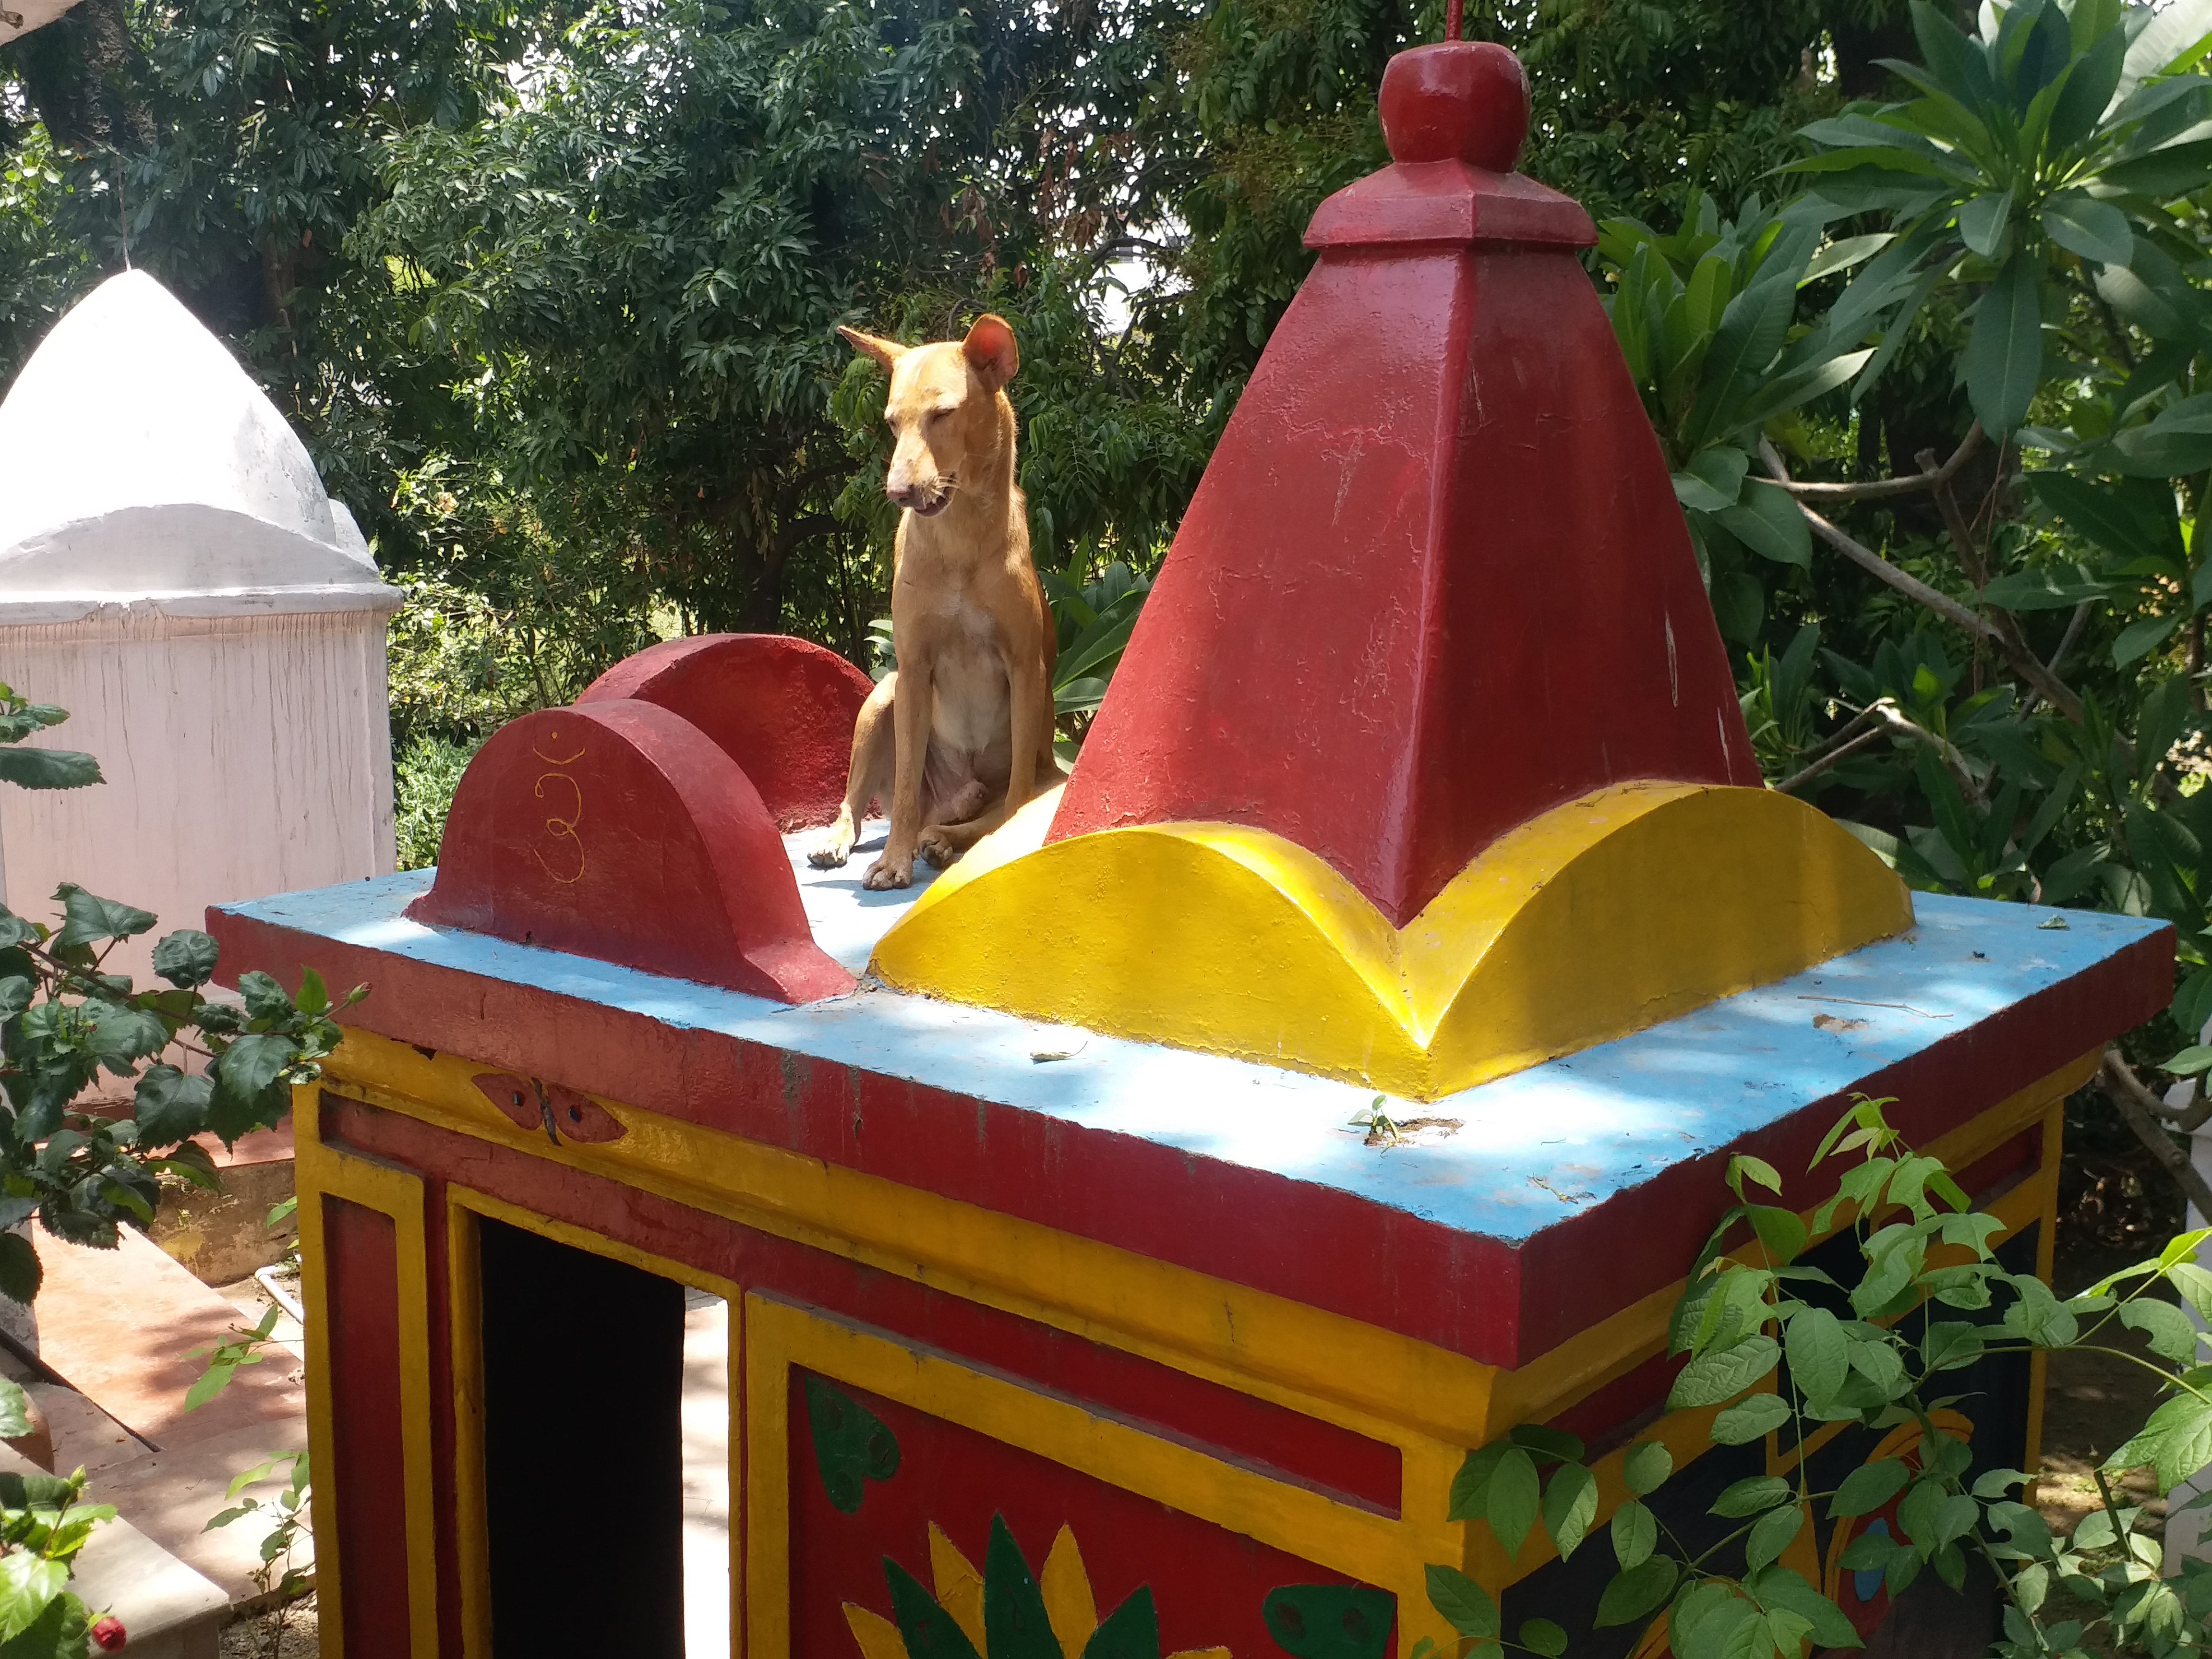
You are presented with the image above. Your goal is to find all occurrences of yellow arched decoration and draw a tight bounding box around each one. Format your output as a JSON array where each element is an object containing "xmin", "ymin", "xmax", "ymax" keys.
[{"xmin": 870, "ymin": 781, "xmax": 1910, "ymax": 1101}]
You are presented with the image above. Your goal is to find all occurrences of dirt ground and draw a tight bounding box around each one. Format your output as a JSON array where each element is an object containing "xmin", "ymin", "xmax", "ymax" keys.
[{"xmin": 218, "ymin": 1594, "xmax": 318, "ymax": 1659}]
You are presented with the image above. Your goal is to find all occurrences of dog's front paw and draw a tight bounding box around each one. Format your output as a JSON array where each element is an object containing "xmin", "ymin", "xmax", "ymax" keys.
[
  {"xmin": 916, "ymin": 827, "xmax": 964, "ymax": 869},
  {"xmin": 862, "ymin": 854, "xmax": 914, "ymax": 890},
  {"xmin": 806, "ymin": 835, "xmax": 853, "ymax": 869}
]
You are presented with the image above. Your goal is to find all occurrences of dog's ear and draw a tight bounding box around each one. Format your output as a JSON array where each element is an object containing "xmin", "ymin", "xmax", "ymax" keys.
[
  {"xmin": 838, "ymin": 325, "xmax": 907, "ymax": 373},
  {"xmin": 961, "ymin": 314, "xmax": 1019, "ymax": 391}
]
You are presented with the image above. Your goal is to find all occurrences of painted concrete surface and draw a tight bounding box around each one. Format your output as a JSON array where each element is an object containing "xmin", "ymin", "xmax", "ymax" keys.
[
  {"xmin": 221, "ymin": 851, "xmax": 2165, "ymax": 1250},
  {"xmin": 0, "ymin": 269, "xmax": 398, "ymax": 979},
  {"xmin": 0, "ymin": 273, "xmax": 395, "ymax": 618}
]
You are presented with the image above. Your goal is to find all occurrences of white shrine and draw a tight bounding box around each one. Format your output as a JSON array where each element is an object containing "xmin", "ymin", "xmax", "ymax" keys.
[{"xmin": 0, "ymin": 269, "xmax": 400, "ymax": 979}]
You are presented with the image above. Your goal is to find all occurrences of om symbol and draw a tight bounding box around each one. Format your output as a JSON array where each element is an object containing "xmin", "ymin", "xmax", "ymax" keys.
[{"xmin": 530, "ymin": 734, "xmax": 587, "ymax": 885}]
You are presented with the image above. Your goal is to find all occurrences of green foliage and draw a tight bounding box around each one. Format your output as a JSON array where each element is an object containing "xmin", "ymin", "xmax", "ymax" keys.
[
  {"xmin": 1427, "ymin": 1093, "xmax": 2212, "ymax": 1659},
  {"xmin": 0, "ymin": 1468, "xmax": 113, "ymax": 1659},
  {"xmin": 204, "ymin": 1448, "xmax": 311, "ymax": 1636}
]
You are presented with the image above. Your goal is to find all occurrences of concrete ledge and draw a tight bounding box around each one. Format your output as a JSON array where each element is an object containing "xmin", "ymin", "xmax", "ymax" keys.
[{"xmin": 0, "ymin": 1443, "xmax": 226, "ymax": 1659}]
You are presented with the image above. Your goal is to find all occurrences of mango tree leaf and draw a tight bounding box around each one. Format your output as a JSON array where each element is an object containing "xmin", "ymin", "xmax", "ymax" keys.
[
  {"xmin": 1677, "ymin": 446, "xmax": 1748, "ymax": 511},
  {"xmin": 1959, "ymin": 189, "xmax": 2012, "ymax": 258},
  {"xmin": 1714, "ymin": 479, "xmax": 1812, "ymax": 567},
  {"xmin": 2040, "ymin": 194, "xmax": 2133, "ymax": 265},
  {"xmin": 1965, "ymin": 252, "xmax": 2046, "ymax": 435},
  {"xmin": 2027, "ymin": 470, "xmax": 2185, "ymax": 566},
  {"xmin": 1979, "ymin": 564, "xmax": 2117, "ymax": 610},
  {"xmin": 2113, "ymin": 611, "xmax": 2182, "ymax": 670}
]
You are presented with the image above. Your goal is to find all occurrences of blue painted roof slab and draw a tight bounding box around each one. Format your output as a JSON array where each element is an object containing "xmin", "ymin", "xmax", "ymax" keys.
[{"xmin": 219, "ymin": 830, "xmax": 2168, "ymax": 1254}]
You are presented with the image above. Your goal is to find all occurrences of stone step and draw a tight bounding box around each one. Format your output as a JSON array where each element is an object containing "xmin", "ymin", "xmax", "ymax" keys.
[
  {"xmin": 0, "ymin": 1440, "xmax": 229, "ymax": 1659},
  {"xmin": 17, "ymin": 1221, "xmax": 311, "ymax": 1603}
]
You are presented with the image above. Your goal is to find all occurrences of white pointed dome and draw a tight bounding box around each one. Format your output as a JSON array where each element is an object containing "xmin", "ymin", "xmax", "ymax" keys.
[{"xmin": 0, "ymin": 271, "xmax": 398, "ymax": 620}]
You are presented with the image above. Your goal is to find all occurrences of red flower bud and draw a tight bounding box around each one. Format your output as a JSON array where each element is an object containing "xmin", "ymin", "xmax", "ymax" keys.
[{"xmin": 91, "ymin": 1614, "xmax": 126, "ymax": 1651}]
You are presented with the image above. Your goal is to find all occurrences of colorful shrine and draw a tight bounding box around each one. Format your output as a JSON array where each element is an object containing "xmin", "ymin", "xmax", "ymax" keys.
[{"xmin": 207, "ymin": 34, "xmax": 2173, "ymax": 1659}]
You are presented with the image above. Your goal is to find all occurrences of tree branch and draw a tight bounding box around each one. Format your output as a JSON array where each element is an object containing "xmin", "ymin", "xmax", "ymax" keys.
[
  {"xmin": 1769, "ymin": 424, "xmax": 1984, "ymax": 503},
  {"xmin": 2102, "ymin": 1051, "xmax": 2212, "ymax": 1220},
  {"xmin": 1760, "ymin": 439, "xmax": 2086, "ymax": 723}
]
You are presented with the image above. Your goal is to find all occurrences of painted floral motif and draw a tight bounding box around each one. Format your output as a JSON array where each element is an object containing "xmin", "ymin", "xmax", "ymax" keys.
[{"xmin": 842, "ymin": 1514, "xmax": 1231, "ymax": 1659}]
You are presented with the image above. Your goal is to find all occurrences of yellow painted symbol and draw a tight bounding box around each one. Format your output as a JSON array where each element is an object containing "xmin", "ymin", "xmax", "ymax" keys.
[{"xmin": 530, "ymin": 733, "xmax": 587, "ymax": 885}]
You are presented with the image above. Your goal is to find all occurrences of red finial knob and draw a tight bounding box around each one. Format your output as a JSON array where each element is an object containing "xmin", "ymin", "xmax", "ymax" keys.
[{"xmin": 1378, "ymin": 42, "xmax": 1529, "ymax": 171}]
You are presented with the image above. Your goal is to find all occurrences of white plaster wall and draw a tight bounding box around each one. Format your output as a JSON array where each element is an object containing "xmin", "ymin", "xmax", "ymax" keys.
[{"xmin": 0, "ymin": 610, "xmax": 396, "ymax": 984}]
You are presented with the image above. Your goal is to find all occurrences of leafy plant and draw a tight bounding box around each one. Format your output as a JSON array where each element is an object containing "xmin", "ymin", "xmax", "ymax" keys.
[
  {"xmin": 0, "ymin": 1466, "xmax": 118, "ymax": 1659},
  {"xmin": 1602, "ymin": 193, "xmax": 1876, "ymax": 602},
  {"xmin": 205, "ymin": 1450, "xmax": 311, "ymax": 1655},
  {"xmin": 1419, "ymin": 1094, "xmax": 2212, "ymax": 1659},
  {"xmin": 1793, "ymin": 0, "xmax": 2212, "ymax": 438}
]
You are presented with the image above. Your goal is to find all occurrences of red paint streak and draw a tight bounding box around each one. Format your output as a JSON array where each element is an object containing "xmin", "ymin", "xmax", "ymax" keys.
[
  {"xmin": 318, "ymin": 1095, "xmax": 1402, "ymax": 1514},
  {"xmin": 787, "ymin": 1370, "xmax": 1391, "ymax": 1659},
  {"xmin": 577, "ymin": 634, "xmax": 870, "ymax": 833},
  {"xmin": 322, "ymin": 1197, "xmax": 413, "ymax": 1658},
  {"xmin": 213, "ymin": 904, "xmax": 2170, "ymax": 1370}
]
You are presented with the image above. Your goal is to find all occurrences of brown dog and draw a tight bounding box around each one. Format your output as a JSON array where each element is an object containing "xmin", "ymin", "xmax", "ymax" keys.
[{"xmin": 808, "ymin": 314, "xmax": 1057, "ymax": 889}]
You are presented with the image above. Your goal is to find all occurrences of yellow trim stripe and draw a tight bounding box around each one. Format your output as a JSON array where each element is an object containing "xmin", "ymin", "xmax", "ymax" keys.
[
  {"xmin": 742, "ymin": 1293, "xmax": 1461, "ymax": 1656},
  {"xmin": 293, "ymin": 1086, "xmax": 441, "ymax": 1659}
]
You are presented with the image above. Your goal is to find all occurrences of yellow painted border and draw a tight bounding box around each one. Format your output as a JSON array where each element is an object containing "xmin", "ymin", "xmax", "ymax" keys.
[
  {"xmin": 319, "ymin": 1034, "xmax": 2090, "ymax": 1457},
  {"xmin": 441, "ymin": 1185, "xmax": 744, "ymax": 1659},
  {"xmin": 293, "ymin": 1085, "xmax": 440, "ymax": 1659},
  {"xmin": 870, "ymin": 784, "xmax": 1911, "ymax": 1100},
  {"xmin": 303, "ymin": 1031, "xmax": 2083, "ymax": 1644},
  {"xmin": 742, "ymin": 1293, "xmax": 1462, "ymax": 1656}
]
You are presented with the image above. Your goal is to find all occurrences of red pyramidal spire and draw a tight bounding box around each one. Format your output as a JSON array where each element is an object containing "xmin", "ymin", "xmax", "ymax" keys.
[{"xmin": 1048, "ymin": 42, "xmax": 1760, "ymax": 928}]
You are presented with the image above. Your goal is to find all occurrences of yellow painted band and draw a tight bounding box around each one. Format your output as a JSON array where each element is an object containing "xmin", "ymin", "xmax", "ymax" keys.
[
  {"xmin": 742, "ymin": 1294, "xmax": 1458, "ymax": 1657},
  {"xmin": 869, "ymin": 782, "xmax": 1911, "ymax": 1098},
  {"xmin": 292, "ymin": 1087, "xmax": 441, "ymax": 1659},
  {"xmin": 317, "ymin": 1032, "xmax": 2080, "ymax": 1460}
]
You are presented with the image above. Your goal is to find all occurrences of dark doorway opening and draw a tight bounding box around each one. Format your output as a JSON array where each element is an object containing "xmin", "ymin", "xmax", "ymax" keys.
[{"xmin": 479, "ymin": 1216, "xmax": 687, "ymax": 1657}]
